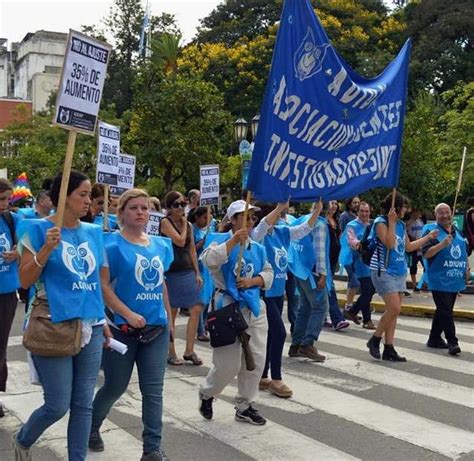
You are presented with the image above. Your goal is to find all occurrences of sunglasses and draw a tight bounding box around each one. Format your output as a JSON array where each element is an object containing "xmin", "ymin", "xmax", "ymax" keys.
[{"xmin": 172, "ymin": 201, "xmax": 187, "ymax": 209}]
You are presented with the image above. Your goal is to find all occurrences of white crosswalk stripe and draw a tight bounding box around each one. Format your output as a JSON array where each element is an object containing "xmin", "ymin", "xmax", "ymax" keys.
[
  {"xmin": 2, "ymin": 315, "xmax": 474, "ymax": 460},
  {"xmin": 173, "ymin": 338, "xmax": 474, "ymax": 460}
]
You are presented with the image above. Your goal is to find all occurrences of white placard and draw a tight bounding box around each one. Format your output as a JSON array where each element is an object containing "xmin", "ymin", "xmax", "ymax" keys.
[
  {"xmin": 53, "ymin": 29, "xmax": 111, "ymax": 135},
  {"xmin": 200, "ymin": 164, "xmax": 219, "ymax": 206},
  {"xmin": 0, "ymin": 168, "xmax": 7, "ymax": 179},
  {"xmin": 146, "ymin": 211, "xmax": 165, "ymax": 236},
  {"xmin": 109, "ymin": 154, "xmax": 136, "ymax": 196},
  {"xmin": 96, "ymin": 122, "xmax": 120, "ymax": 185}
]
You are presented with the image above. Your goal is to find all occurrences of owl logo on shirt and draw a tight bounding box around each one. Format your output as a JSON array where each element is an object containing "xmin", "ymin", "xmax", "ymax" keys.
[
  {"xmin": 274, "ymin": 247, "xmax": 288, "ymax": 272},
  {"xmin": 234, "ymin": 260, "xmax": 255, "ymax": 279},
  {"xmin": 395, "ymin": 235, "xmax": 405, "ymax": 256},
  {"xmin": 135, "ymin": 254, "xmax": 164, "ymax": 291},
  {"xmin": 0, "ymin": 233, "xmax": 11, "ymax": 265},
  {"xmin": 450, "ymin": 244, "xmax": 461, "ymax": 260},
  {"xmin": 61, "ymin": 241, "xmax": 96, "ymax": 280}
]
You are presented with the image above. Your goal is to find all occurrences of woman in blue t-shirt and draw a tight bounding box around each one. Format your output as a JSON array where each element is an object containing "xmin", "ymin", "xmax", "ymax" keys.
[
  {"xmin": 366, "ymin": 192, "xmax": 437, "ymax": 362},
  {"xmin": 188, "ymin": 206, "xmax": 215, "ymax": 342},
  {"xmin": 0, "ymin": 178, "xmax": 20, "ymax": 418},
  {"xmin": 15, "ymin": 170, "xmax": 109, "ymax": 461},
  {"xmin": 89, "ymin": 189, "xmax": 173, "ymax": 461},
  {"xmin": 252, "ymin": 201, "xmax": 322, "ymax": 398}
]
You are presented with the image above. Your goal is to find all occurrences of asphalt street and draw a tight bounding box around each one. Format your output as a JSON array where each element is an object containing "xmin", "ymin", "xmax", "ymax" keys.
[{"xmin": 1, "ymin": 305, "xmax": 473, "ymax": 461}]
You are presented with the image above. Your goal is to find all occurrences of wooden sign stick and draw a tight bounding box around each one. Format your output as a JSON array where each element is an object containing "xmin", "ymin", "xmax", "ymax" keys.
[
  {"xmin": 56, "ymin": 130, "xmax": 77, "ymax": 228},
  {"xmin": 236, "ymin": 190, "xmax": 252, "ymax": 281},
  {"xmin": 103, "ymin": 184, "xmax": 110, "ymax": 231}
]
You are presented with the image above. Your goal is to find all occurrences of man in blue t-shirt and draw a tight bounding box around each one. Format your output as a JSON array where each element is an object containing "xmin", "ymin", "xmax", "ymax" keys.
[
  {"xmin": 422, "ymin": 203, "xmax": 470, "ymax": 356},
  {"xmin": 16, "ymin": 190, "xmax": 53, "ymax": 219}
]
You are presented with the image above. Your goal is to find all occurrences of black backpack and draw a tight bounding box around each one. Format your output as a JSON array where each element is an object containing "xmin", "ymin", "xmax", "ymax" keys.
[
  {"xmin": 358, "ymin": 215, "xmax": 388, "ymax": 267},
  {"xmin": 358, "ymin": 221, "xmax": 375, "ymax": 266}
]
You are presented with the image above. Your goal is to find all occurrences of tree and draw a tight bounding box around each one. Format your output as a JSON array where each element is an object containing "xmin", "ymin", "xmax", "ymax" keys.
[
  {"xmin": 82, "ymin": 0, "xmax": 180, "ymax": 116},
  {"xmin": 437, "ymin": 82, "xmax": 474, "ymax": 201},
  {"xmin": 195, "ymin": 0, "xmax": 283, "ymax": 46},
  {"xmin": 404, "ymin": 0, "xmax": 474, "ymax": 95},
  {"xmin": 126, "ymin": 73, "xmax": 233, "ymax": 193},
  {"xmin": 0, "ymin": 106, "xmax": 121, "ymax": 192}
]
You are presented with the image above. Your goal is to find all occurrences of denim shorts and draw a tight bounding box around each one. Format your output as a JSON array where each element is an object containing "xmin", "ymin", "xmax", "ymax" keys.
[{"xmin": 371, "ymin": 270, "xmax": 406, "ymax": 296}]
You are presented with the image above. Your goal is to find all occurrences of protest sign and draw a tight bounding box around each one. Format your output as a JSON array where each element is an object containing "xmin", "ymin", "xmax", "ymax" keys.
[
  {"xmin": 110, "ymin": 154, "xmax": 136, "ymax": 196},
  {"xmin": 247, "ymin": 0, "xmax": 410, "ymax": 201},
  {"xmin": 0, "ymin": 168, "xmax": 7, "ymax": 179},
  {"xmin": 200, "ymin": 164, "xmax": 219, "ymax": 206},
  {"xmin": 54, "ymin": 30, "xmax": 111, "ymax": 135},
  {"xmin": 52, "ymin": 30, "xmax": 111, "ymax": 227},
  {"xmin": 96, "ymin": 122, "xmax": 120, "ymax": 186},
  {"xmin": 239, "ymin": 141, "xmax": 252, "ymax": 189},
  {"xmin": 146, "ymin": 212, "xmax": 165, "ymax": 236}
]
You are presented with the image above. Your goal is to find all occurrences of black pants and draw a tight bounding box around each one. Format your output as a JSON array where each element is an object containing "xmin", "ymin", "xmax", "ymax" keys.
[
  {"xmin": 430, "ymin": 291, "xmax": 458, "ymax": 345},
  {"xmin": 349, "ymin": 277, "xmax": 375, "ymax": 323},
  {"xmin": 0, "ymin": 292, "xmax": 18, "ymax": 392},
  {"xmin": 262, "ymin": 295, "xmax": 286, "ymax": 381}
]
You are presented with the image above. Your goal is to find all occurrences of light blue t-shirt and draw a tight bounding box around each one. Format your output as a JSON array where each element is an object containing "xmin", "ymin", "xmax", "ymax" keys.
[
  {"xmin": 24, "ymin": 219, "xmax": 106, "ymax": 322},
  {"xmin": 0, "ymin": 212, "xmax": 20, "ymax": 294},
  {"xmin": 106, "ymin": 232, "xmax": 174, "ymax": 325}
]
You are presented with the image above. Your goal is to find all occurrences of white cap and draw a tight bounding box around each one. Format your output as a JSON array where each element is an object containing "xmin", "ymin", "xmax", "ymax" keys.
[{"xmin": 226, "ymin": 200, "xmax": 260, "ymax": 220}]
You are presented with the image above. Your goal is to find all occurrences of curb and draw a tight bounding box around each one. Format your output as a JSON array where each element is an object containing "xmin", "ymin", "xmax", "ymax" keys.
[{"xmin": 336, "ymin": 297, "xmax": 474, "ymax": 321}]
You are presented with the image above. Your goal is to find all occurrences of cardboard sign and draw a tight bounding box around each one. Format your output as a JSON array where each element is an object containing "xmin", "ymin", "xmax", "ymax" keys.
[
  {"xmin": 146, "ymin": 211, "xmax": 165, "ymax": 236},
  {"xmin": 109, "ymin": 154, "xmax": 136, "ymax": 196},
  {"xmin": 53, "ymin": 30, "xmax": 111, "ymax": 135},
  {"xmin": 200, "ymin": 164, "xmax": 219, "ymax": 206},
  {"xmin": 96, "ymin": 122, "xmax": 120, "ymax": 185}
]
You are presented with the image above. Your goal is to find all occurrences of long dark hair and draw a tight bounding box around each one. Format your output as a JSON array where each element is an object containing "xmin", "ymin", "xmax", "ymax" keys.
[
  {"xmin": 50, "ymin": 170, "xmax": 88, "ymax": 207},
  {"xmin": 381, "ymin": 191, "xmax": 408, "ymax": 215}
]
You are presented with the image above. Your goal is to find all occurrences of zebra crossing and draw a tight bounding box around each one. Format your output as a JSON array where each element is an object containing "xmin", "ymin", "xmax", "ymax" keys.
[{"xmin": 1, "ymin": 313, "xmax": 473, "ymax": 461}]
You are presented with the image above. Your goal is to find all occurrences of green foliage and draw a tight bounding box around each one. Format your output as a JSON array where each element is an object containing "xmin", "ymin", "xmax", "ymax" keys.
[
  {"xmin": 126, "ymin": 73, "xmax": 233, "ymax": 192},
  {"xmin": 404, "ymin": 0, "xmax": 474, "ymax": 95},
  {"xmin": 196, "ymin": 0, "xmax": 283, "ymax": 46}
]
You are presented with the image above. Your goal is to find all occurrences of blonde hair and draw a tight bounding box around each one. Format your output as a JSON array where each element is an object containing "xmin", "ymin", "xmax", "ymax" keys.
[
  {"xmin": 117, "ymin": 188, "xmax": 149, "ymax": 226},
  {"xmin": 149, "ymin": 196, "xmax": 161, "ymax": 212}
]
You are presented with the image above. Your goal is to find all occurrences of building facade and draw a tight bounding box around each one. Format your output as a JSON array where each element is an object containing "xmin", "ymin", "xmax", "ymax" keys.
[{"xmin": 0, "ymin": 31, "xmax": 67, "ymax": 113}]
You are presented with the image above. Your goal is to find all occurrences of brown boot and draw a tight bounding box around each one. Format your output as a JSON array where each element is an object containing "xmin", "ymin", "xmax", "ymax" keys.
[
  {"xmin": 298, "ymin": 344, "xmax": 326, "ymax": 362},
  {"xmin": 344, "ymin": 310, "xmax": 361, "ymax": 325}
]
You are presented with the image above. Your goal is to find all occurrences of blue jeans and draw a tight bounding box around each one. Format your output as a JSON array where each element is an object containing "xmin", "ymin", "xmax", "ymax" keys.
[
  {"xmin": 349, "ymin": 277, "xmax": 375, "ymax": 323},
  {"xmin": 262, "ymin": 295, "xmax": 286, "ymax": 380},
  {"xmin": 345, "ymin": 264, "xmax": 361, "ymax": 290},
  {"xmin": 197, "ymin": 303, "xmax": 209, "ymax": 337},
  {"xmin": 328, "ymin": 282, "xmax": 344, "ymax": 325},
  {"xmin": 18, "ymin": 326, "xmax": 104, "ymax": 461},
  {"xmin": 285, "ymin": 271, "xmax": 299, "ymax": 334},
  {"xmin": 91, "ymin": 325, "xmax": 168, "ymax": 454},
  {"xmin": 292, "ymin": 277, "xmax": 329, "ymax": 346}
]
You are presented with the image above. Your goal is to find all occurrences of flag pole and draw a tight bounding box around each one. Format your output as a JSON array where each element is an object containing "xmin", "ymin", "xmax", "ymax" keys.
[
  {"xmin": 452, "ymin": 146, "xmax": 467, "ymax": 216},
  {"xmin": 236, "ymin": 190, "xmax": 252, "ymax": 281},
  {"xmin": 103, "ymin": 184, "xmax": 110, "ymax": 231}
]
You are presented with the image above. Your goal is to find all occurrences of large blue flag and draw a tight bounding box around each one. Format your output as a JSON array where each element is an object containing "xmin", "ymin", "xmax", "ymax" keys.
[{"xmin": 247, "ymin": 0, "xmax": 411, "ymax": 202}]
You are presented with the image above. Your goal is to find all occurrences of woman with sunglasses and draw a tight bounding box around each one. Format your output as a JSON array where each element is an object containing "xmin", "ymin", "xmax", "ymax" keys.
[{"xmin": 160, "ymin": 191, "xmax": 203, "ymax": 366}]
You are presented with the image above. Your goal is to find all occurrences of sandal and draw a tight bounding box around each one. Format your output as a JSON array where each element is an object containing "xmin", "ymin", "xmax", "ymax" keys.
[
  {"xmin": 183, "ymin": 352, "xmax": 203, "ymax": 366},
  {"xmin": 167, "ymin": 356, "xmax": 183, "ymax": 366}
]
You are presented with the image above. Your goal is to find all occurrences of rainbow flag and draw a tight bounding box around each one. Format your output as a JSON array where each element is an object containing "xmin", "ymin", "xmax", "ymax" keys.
[{"xmin": 10, "ymin": 172, "xmax": 33, "ymax": 203}]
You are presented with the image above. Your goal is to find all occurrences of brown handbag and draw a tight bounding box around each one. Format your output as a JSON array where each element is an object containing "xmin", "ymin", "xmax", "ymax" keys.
[{"xmin": 23, "ymin": 297, "xmax": 82, "ymax": 357}]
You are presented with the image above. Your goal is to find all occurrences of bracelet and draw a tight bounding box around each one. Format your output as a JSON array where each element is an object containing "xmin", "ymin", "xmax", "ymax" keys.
[{"xmin": 33, "ymin": 254, "xmax": 44, "ymax": 268}]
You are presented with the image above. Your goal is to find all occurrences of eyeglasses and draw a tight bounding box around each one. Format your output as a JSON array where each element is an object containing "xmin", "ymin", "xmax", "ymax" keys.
[{"xmin": 172, "ymin": 201, "xmax": 186, "ymax": 209}]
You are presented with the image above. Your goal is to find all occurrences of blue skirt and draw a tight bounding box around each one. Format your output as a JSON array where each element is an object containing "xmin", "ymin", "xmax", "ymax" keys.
[{"xmin": 166, "ymin": 270, "xmax": 201, "ymax": 309}]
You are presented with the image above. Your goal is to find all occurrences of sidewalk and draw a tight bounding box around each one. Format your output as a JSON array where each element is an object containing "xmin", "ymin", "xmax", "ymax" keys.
[{"xmin": 334, "ymin": 278, "xmax": 474, "ymax": 321}]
